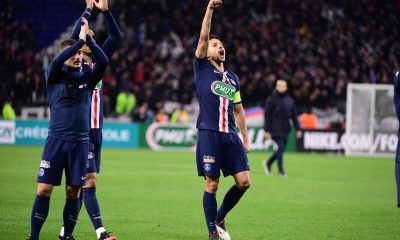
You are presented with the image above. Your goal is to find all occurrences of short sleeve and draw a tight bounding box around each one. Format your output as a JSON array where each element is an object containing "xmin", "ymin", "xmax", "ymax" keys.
[{"xmin": 193, "ymin": 56, "xmax": 209, "ymax": 71}]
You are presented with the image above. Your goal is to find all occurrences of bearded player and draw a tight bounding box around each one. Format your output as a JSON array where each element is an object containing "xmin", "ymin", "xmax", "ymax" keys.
[{"xmin": 194, "ymin": 1, "xmax": 251, "ymax": 239}]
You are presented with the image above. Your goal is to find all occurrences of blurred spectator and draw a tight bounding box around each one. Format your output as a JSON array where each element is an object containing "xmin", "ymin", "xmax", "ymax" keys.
[
  {"xmin": 3, "ymin": 0, "xmax": 400, "ymax": 122},
  {"xmin": 2, "ymin": 100, "xmax": 16, "ymax": 120},
  {"xmin": 299, "ymin": 108, "xmax": 318, "ymax": 129},
  {"xmin": 115, "ymin": 91, "xmax": 136, "ymax": 114},
  {"xmin": 170, "ymin": 105, "xmax": 189, "ymax": 124}
]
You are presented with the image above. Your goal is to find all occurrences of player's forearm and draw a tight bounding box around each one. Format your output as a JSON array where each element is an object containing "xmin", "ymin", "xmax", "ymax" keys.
[
  {"xmin": 86, "ymin": 36, "xmax": 109, "ymax": 66},
  {"xmin": 86, "ymin": 35, "xmax": 109, "ymax": 88},
  {"xmin": 46, "ymin": 40, "xmax": 85, "ymax": 82},
  {"xmin": 104, "ymin": 10, "xmax": 122, "ymax": 41},
  {"xmin": 195, "ymin": 6, "xmax": 214, "ymax": 58},
  {"xmin": 53, "ymin": 40, "xmax": 85, "ymax": 66},
  {"xmin": 71, "ymin": 8, "xmax": 92, "ymax": 40},
  {"xmin": 200, "ymin": 6, "xmax": 214, "ymax": 40},
  {"xmin": 102, "ymin": 10, "xmax": 122, "ymax": 58},
  {"xmin": 236, "ymin": 108, "xmax": 249, "ymax": 144}
]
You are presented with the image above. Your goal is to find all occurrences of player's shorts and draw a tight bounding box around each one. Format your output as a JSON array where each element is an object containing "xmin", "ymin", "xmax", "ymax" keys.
[
  {"xmin": 87, "ymin": 129, "xmax": 102, "ymax": 174},
  {"xmin": 37, "ymin": 136, "xmax": 89, "ymax": 186},
  {"xmin": 196, "ymin": 129, "xmax": 250, "ymax": 177}
]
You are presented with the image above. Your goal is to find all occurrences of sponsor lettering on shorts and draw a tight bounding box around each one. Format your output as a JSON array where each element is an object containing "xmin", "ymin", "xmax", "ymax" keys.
[
  {"xmin": 203, "ymin": 155, "xmax": 216, "ymax": 163},
  {"xmin": 40, "ymin": 160, "xmax": 51, "ymax": 169}
]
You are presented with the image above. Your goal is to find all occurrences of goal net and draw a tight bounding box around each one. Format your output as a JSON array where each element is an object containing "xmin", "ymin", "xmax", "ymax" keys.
[{"xmin": 345, "ymin": 83, "xmax": 398, "ymax": 156}]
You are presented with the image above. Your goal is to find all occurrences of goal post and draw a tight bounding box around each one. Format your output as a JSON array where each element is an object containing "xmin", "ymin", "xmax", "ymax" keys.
[{"xmin": 345, "ymin": 83, "xmax": 398, "ymax": 157}]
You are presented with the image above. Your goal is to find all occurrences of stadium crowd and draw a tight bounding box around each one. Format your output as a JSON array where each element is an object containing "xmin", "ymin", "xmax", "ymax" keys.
[{"xmin": 2, "ymin": 0, "xmax": 400, "ymax": 121}]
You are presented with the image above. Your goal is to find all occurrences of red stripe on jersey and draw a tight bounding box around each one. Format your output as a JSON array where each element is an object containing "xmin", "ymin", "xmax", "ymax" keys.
[
  {"xmin": 221, "ymin": 97, "xmax": 227, "ymax": 132},
  {"xmin": 221, "ymin": 72, "xmax": 229, "ymax": 133},
  {"xmin": 93, "ymin": 90, "xmax": 99, "ymax": 128}
]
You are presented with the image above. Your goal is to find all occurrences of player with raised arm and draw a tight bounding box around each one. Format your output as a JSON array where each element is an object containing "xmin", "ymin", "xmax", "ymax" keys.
[
  {"xmin": 58, "ymin": 0, "xmax": 121, "ymax": 239},
  {"xmin": 194, "ymin": 1, "xmax": 251, "ymax": 239},
  {"xmin": 27, "ymin": 18, "xmax": 109, "ymax": 240}
]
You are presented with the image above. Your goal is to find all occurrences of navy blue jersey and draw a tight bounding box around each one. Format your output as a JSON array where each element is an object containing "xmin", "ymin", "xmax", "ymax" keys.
[
  {"xmin": 82, "ymin": 62, "xmax": 104, "ymax": 129},
  {"xmin": 193, "ymin": 57, "xmax": 241, "ymax": 134},
  {"xmin": 72, "ymin": 8, "xmax": 121, "ymax": 129},
  {"xmin": 394, "ymin": 71, "xmax": 400, "ymax": 126},
  {"xmin": 45, "ymin": 38, "xmax": 108, "ymax": 142}
]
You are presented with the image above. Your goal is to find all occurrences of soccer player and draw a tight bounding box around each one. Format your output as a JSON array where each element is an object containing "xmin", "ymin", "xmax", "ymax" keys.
[
  {"xmin": 194, "ymin": 1, "xmax": 251, "ymax": 239},
  {"xmin": 27, "ymin": 18, "xmax": 109, "ymax": 240},
  {"xmin": 394, "ymin": 71, "xmax": 400, "ymax": 208},
  {"xmin": 58, "ymin": 0, "xmax": 121, "ymax": 239}
]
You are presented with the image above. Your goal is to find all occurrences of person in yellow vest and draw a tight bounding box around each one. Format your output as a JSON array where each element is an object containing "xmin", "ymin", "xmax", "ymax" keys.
[
  {"xmin": 170, "ymin": 105, "xmax": 189, "ymax": 123},
  {"xmin": 2, "ymin": 100, "xmax": 16, "ymax": 120},
  {"xmin": 115, "ymin": 91, "xmax": 136, "ymax": 114}
]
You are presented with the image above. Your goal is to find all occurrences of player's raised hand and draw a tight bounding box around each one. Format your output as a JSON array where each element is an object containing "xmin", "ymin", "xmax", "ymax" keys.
[
  {"xmin": 86, "ymin": 0, "xmax": 93, "ymax": 9},
  {"xmin": 79, "ymin": 18, "xmax": 89, "ymax": 42},
  {"xmin": 93, "ymin": 0, "xmax": 109, "ymax": 11},
  {"xmin": 208, "ymin": 0, "xmax": 223, "ymax": 9}
]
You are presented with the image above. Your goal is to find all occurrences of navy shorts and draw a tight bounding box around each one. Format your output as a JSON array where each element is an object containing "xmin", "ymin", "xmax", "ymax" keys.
[
  {"xmin": 196, "ymin": 129, "xmax": 250, "ymax": 177},
  {"xmin": 37, "ymin": 136, "xmax": 89, "ymax": 186},
  {"xmin": 87, "ymin": 129, "xmax": 102, "ymax": 174}
]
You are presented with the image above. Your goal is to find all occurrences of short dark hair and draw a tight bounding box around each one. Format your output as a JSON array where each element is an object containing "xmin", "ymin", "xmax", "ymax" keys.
[
  {"xmin": 209, "ymin": 34, "xmax": 221, "ymax": 41},
  {"xmin": 60, "ymin": 39, "xmax": 76, "ymax": 49}
]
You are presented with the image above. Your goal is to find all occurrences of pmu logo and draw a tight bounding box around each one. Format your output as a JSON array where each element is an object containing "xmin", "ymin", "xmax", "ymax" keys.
[
  {"xmin": 211, "ymin": 81, "xmax": 236, "ymax": 100},
  {"xmin": 146, "ymin": 123, "xmax": 197, "ymax": 151}
]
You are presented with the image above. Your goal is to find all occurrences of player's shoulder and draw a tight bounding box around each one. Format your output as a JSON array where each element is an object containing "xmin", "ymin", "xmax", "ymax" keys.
[
  {"xmin": 194, "ymin": 55, "xmax": 211, "ymax": 65},
  {"xmin": 226, "ymin": 70, "xmax": 240, "ymax": 88},
  {"xmin": 227, "ymin": 70, "xmax": 239, "ymax": 81}
]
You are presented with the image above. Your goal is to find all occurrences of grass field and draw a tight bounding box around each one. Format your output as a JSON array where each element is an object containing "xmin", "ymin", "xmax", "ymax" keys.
[{"xmin": 0, "ymin": 145, "xmax": 399, "ymax": 239}]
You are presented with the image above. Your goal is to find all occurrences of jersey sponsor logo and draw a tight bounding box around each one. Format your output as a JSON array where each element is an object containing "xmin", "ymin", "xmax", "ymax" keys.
[
  {"xmin": 94, "ymin": 80, "xmax": 103, "ymax": 90},
  {"xmin": 203, "ymin": 155, "xmax": 216, "ymax": 163},
  {"xmin": 81, "ymin": 176, "xmax": 87, "ymax": 181},
  {"xmin": 40, "ymin": 160, "xmax": 51, "ymax": 169},
  {"xmin": 211, "ymin": 81, "xmax": 236, "ymax": 100},
  {"xmin": 146, "ymin": 123, "xmax": 197, "ymax": 151}
]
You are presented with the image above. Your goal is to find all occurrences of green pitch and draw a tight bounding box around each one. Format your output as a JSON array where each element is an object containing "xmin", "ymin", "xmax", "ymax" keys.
[{"xmin": 0, "ymin": 145, "xmax": 399, "ymax": 239}]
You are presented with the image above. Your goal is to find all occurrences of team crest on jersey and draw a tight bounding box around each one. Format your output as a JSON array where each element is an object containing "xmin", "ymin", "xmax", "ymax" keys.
[
  {"xmin": 38, "ymin": 168, "xmax": 45, "ymax": 176},
  {"xmin": 229, "ymin": 79, "xmax": 237, "ymax": 86},
  {"xmin": 204, "ymin": 163, "xmax": 212, "ymax": 171},
  {"xmin": 203, "ymin": 155, "xmax": 216, "ymax": 163},
  {"xmin": 95, "ymin": 80, "xmax": 103, "ymax": 90},
  {"xmin": 211, "ymin": 81, "xmax": 236, "ymax": 100}
]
